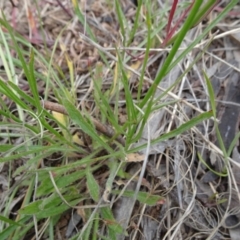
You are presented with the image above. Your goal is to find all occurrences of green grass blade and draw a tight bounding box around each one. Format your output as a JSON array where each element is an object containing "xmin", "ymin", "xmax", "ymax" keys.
[
  {"xmin": 137, "ymin": 2, "xmax": 152, "ymax": 101},
  {"xmin": 93, "ymin": 75, "xmax": 123, "ymax": 134},
  {"xmin": 129, "ymin": 111, "xmax": 213, "ymax": 153},
  {"xmin": 112, "ymin": 190, "xmax": 164, "ymax": 206},
  {"xmin": 28, "ymin": 49, "xmax": 41, "ymax": 112},
  {"xmin": 166, "ymin": 0, "xmax": 217, "ymax": 46},
  {"xmin": 204, "ymin": 71, "xmax": 216, "ymax": 118},
  {"xmin": 62, "ymin": 99, "xmax": 113, "ymax": 153},
  {"xmin": 100, "ymin": 207, "xmax": 124, "ymax": 235},
  {"xmin": 0, "ymin": 215, "xmax": 24, "ymax": 227},
  {"xmin": 115, "ymin": 0, "xmax": 127, "ymax": 45},
  {"xmin": 204, "ymin": 71, "xmax": 227, "ymax": 157},
  {"xmin": 117, "ymin": 52, "xmax": 138, "ymax": 145},
  {"xmin": 152, "ymin": 111, "xmax": 213, "ymax": 144},
  {"xmin": 227, "ymin": 131, "xmax": 240, "ymax": 157},
  {"xmin": 197, "ymin": 152, "xmax": 228, "ymax": 177},
  {"xmin": 140, "ymin": 1, "xmax": 203, "ymax": 108},
  {"xmin": 0, "ymin": 80, "xmax": 29, "ymax": 110},
  {"xmin": 0, "ymin": 216, "xmax": 32, "ymax": 240},
  {"xmin": 72, "ymin": 0, "xmax": 95, "ymax": 41},
  {"xmin": 86, "ymin": 167, "xmax": 100, "ymax": 202},
  {"xmin": 127, "ymin": 0, "xmax": 143, "ymax": 46},
  {"xmin": 167, "ymin": 0, "xmax": 239, "ymax": 73}
]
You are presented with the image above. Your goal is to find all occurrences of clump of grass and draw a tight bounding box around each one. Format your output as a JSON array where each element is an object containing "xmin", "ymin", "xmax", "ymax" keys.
[{"xmin": 0, "ymin": 0, "xmax": 239, "ymax": 239}]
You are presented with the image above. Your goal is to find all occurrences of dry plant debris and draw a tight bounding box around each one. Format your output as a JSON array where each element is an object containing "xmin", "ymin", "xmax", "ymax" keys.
[{"xmin": 1, "ymin": 0, "xmax": 240, "ymax": 240}]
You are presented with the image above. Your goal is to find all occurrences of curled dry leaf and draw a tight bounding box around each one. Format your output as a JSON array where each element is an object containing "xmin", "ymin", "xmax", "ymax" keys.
[{"xmin": 126, "ymin": 153, "xmax": 145, "ymax": 162}]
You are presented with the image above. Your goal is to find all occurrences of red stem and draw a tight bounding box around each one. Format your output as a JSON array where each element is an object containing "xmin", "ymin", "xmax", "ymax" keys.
[
  {"xmin": 166, "ymin": 0, "xmax": 178, "ymax": 36},
  {"xmin": 162, "ymin": 1, "xmax": 194, "ymax": 47}
]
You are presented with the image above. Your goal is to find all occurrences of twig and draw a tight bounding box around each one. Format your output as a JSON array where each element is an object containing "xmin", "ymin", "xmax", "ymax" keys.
[
  {"xmin": 42, "ymin": 100, "xmax": 125, "ymax": 146},
  {"xmin": 56, "ymin": 0, "xmax": 73, "ymax": 19},
  {"xmin": 9, "ymin": 0, "xmax": 17, "ymax": 8}
]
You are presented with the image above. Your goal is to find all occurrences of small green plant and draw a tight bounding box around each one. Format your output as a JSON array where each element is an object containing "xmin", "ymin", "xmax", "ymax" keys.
[{"xmin": 0, "ymin": 0, "xmax": 238, "ymax": 239}]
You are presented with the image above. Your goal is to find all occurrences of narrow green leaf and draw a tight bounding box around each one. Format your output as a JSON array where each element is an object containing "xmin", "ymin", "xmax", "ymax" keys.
[
  {"xmin": 27, "ymin": 49, "xmax": 41, "ymax": 112},
  {"xmin": 117, "ymin": 52, "xmax": 138, "ymax": 145},
  {"xmin": 105, "ymin": 159, "xmax": 121, "ymax": 198},
  {"xmin": 0, "ymin": 144, "xmax": 14, "ymax": 152},
  {"xmin": 191, "ymin": 0, "xmax": 217, "ymax": 27},
  {"xmin": 101, "ymin": 207, "xmax": 124, "ymax": 234},
  {"xmin": 115, "ymin": 0, "xmax": 126, "ymax": 45},
  {"xmin": 203, "ymin": 71, "xmax": 216, "ymax": 118},
  {"xmin": 137, "ymin": 2, "xmax": 151, "ymax": 102},
  {"xmin": 0, "ymin": 215, "xmax": 24, "ymax": 227},
  {"xmin": 0, "ymin": 80, "xmax": 29, "ymax": 109},
  {"xmin": 1, "ymin": 14, "xmax": 30, "ymax": 90},
  {"xmin": 37, "ymin": 198, "xmax": 81, "ymax": 219},
  {"xmin": 215, "ymin": 127, "xmax": 227, "ymax": 158},
  {"xmin": 7, "ymin": 81, "xmax": 35, "ymax": 105},
  {"xmin": 0, "ymin": 144, "xmax": 62, "ymax": 163},
  {"xmin": 83, "ymin": 211, "xmax": 95, "ymax": 240},
  {"xmin": 140, "ymin": 0, "xmax": 203, "ymax": 108},
  {"xmin": 62, "ymin": 99, "xmax": 113, "ymax": 153},
  {"xmin": 92, "ymin": 212, "xmax": 99, "ymax": 240},
  {"xmin": 127, "ymin": 0, "xmax": 142, "ymax": 46},
  {"xmin": 152, "ymin": 111, "xmax": 213, "ymax": 144},
  {"xmin": 129, "ymin": 111, "xmax": 213, "ymax": 153},
  {"xmin": 19, "ymin": 193, "xmax": 81, "ymax": 218},
  {"xmin": 0, "ymin": 216, "xmax": 31, "ymax": 240},
  {"xmin": 37, "ymin": 170, "xmax": 86, "ymax": 197},
  {"xmin": 86, "ymin": 168, "xmax": 100, "ymax": 202},
  {"xmin": 204, "ymin": 71, "xmax": 227, "ymax": 157},
  {"xmin": 227, "ymin": 131, "xmax": 240, "ymax": 157},
  {"xmin": 197, "ymin": 152, "xmax": 228, "ymax": 177},
  {"xmin": 166, "ymin": 0, "xmax": 217, "ymax": 46},
  {"xmin": 18, "ymin": 200, "xmax": 42, "ymax": 215},
  {"xmin": 167, "ymin": 0, "xmax": 239, "ymax": 73},
  {"xmin": 93, "ymin": 74, "xmax": 123, "ymax": 134},
  {"xmin": 72, "ymin": 1, "xmax": 95, "ymax": 41},
  {"xmin": 112, "ymin": 190, "xmax": 165, "ymax": 206}
]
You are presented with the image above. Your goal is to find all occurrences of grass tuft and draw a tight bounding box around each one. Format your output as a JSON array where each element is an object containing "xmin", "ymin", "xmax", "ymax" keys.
[{"xmin": 0, "ymin": 0, "xmax": 239, "ymax": 239}]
